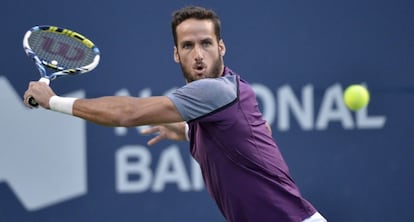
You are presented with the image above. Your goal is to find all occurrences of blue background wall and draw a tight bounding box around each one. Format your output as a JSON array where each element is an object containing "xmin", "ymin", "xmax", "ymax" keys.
[{"xmin": 1, "ymin": 0, "xmax": 413, "ymax": 221}]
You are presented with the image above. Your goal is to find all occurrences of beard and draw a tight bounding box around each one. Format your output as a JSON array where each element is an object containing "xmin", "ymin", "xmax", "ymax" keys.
[{"xmin": 179, "ymin": 55, "xmax": 224, "ymax": 83}]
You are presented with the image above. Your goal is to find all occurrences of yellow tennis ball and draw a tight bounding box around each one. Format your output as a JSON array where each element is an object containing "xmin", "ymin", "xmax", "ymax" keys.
[{"xmin": 343, "ymin": 84, "xmax": 370, "ymax": 111}]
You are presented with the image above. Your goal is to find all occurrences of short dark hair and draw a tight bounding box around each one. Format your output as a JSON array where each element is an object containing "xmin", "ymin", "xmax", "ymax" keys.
[{"xmin": 171, "ymin": 6, "xmax": 222, "ymax": 46}]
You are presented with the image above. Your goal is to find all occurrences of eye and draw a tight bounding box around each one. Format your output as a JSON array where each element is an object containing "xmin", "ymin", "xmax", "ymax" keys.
[
  {"xmin": 182, "ymin": 42, "xmax": 193, "ymax": 49},
  {"xmin": 202, "ymin": 40, "xmax": 212, "ymax": 47}
]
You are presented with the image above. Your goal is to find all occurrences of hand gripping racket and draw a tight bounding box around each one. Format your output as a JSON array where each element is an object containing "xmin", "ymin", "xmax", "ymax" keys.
[{"xmin": 23, "ymin": 25, "xmax": 100, "ymax": 106}]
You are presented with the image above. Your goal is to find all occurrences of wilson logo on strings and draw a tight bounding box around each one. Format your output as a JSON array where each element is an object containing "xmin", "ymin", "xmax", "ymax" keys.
[{"xmin": 40, "ymin": 36, "xmax": 85, "ymax": 61}]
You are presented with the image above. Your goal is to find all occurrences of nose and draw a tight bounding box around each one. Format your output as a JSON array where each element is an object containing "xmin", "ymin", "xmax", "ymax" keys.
[{"xmin": 193, "ymin": 45, "xmax": 203, "ymax": 61}]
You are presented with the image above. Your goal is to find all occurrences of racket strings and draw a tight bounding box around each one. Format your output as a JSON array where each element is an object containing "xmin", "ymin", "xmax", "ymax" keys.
[{"xmin": 28, "ymin": 31, "xmax": 97, "ymax": 70}]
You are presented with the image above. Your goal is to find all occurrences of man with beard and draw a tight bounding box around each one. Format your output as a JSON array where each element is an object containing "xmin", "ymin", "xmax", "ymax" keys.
[{"xmin": 24, "ymin": 5, "xmax": 327, "ymax": 222}]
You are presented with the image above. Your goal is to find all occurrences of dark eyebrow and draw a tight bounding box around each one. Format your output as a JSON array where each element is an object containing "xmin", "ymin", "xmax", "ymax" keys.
[
  {"xmin": 201, "ymin": 37, "xmax": 214, "ymax": 42},
  {"xmin": 201, "ymin": 38, "xmax": 213, "ymax": 43},
  {"xmin": 181, "ymin": 40, "xmax": 193, "ymax": 44}
]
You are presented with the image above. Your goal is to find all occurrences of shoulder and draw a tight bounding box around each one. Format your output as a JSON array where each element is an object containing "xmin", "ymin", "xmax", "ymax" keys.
[
  {"xmin": 166, "ymin": 75, "xmax": 239, "ymax": 122},
  {"xmin": 174, "ymin": 75, "xmax": 238, "ymax": 101},
  {"xmin": 190, "ymin": 75, "xmax": 238, "ymax": 98}
]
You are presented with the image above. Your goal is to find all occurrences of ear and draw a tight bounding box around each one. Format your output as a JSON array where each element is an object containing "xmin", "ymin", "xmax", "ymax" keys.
[
  {"xmin": 219, "ymin": 39, "xmax": 226, "ymax": 56},
  {"xmin": 173, "ymin": 46, "xmax": 180, "ymax": 63}
]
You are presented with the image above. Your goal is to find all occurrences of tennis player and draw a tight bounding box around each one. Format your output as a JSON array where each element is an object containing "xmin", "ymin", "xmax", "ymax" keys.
[{"xmin": 24, "ymin": 6, "xmax": 327, "ymax": 222}]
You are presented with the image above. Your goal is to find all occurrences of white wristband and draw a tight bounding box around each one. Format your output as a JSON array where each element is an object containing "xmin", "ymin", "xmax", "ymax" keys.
[
  {"xmin": 184, "ymin": 123, "xmax": 190, "ymax": 141},
  {"xmin": 49, "ymin": 96, "xmax": 78, "ymax": 115}
]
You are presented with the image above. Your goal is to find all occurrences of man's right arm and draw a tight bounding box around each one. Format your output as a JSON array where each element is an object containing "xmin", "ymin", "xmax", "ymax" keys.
[
  {"xmin": 24, "ymin": 81, "xmax": 183, "ymax": 127},
  {"xmin": 73, "ymin": 96, "xmax": 183, "ymax": 127}
]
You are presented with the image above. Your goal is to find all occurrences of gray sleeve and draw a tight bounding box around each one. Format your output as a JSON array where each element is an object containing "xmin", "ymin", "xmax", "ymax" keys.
[{"xmin": 166, "ymin": 75, "xmax": 238, "ymax": 121}]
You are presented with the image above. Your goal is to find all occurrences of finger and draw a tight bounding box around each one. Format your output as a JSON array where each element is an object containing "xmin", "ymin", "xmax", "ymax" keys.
[
  {"xmin": 140, "ymin": 126, "xmax": 160, "ymax": 135},
  {"xmin": 147, "ymin": 135, "xmax": 164, "ymax": 146},
  {"xmin": 23, "ymin": 94, "xmax": 34, "ymax": 109},
  {"xmin": 265, "ymin": 122, "xmax": 272, "ymax": 135},
  {"xmin": 24, "ymin": 100, "xmax": 33, "ymax": 109}
]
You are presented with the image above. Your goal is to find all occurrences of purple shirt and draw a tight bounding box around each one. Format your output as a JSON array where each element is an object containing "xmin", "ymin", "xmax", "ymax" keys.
[{"xmin": 167, "ymin": 67, "xmax": 316, "ymax": 222}]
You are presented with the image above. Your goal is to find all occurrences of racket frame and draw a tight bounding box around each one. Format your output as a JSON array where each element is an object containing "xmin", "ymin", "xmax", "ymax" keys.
[
  {"xmin": 23, "ymin": 25, "xmax": 100, "ymax": 106},
  {"xmin": 23, "ymin": 25, "xmax": 100, "ymax": 81}
]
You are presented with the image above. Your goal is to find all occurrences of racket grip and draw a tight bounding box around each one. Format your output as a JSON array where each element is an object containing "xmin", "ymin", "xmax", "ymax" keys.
[{"xmin": 28, "ymin": 77, "xmax": 51, "ymax": 107}]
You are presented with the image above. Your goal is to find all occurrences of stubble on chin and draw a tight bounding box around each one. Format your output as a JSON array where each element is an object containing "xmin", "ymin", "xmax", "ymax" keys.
[{"xmin": 181, "ymin": 57, "xmax": 224, "ymax": 83}]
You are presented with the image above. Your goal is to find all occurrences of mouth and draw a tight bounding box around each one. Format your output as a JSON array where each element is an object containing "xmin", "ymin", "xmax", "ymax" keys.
[{"xmin": 193, "ymin": 63, "xmax": 206, "ymax": 75}]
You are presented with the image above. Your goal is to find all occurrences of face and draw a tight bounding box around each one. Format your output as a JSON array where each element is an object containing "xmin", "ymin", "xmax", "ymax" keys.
[{"xmin": 174, "ymin": 19, "xmax": 226, "ymax": 83}]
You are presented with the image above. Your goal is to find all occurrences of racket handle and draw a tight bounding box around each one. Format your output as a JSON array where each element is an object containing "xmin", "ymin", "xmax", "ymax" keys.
[{"xmin": 28, "ymin": 77, "xmax": 51, "ymax": 107}]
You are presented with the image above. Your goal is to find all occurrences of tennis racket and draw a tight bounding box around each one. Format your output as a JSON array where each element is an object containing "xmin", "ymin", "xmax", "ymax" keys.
[{"xmin": 23, "ymin": 25, "xmax": 100, "ymax": 107}]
